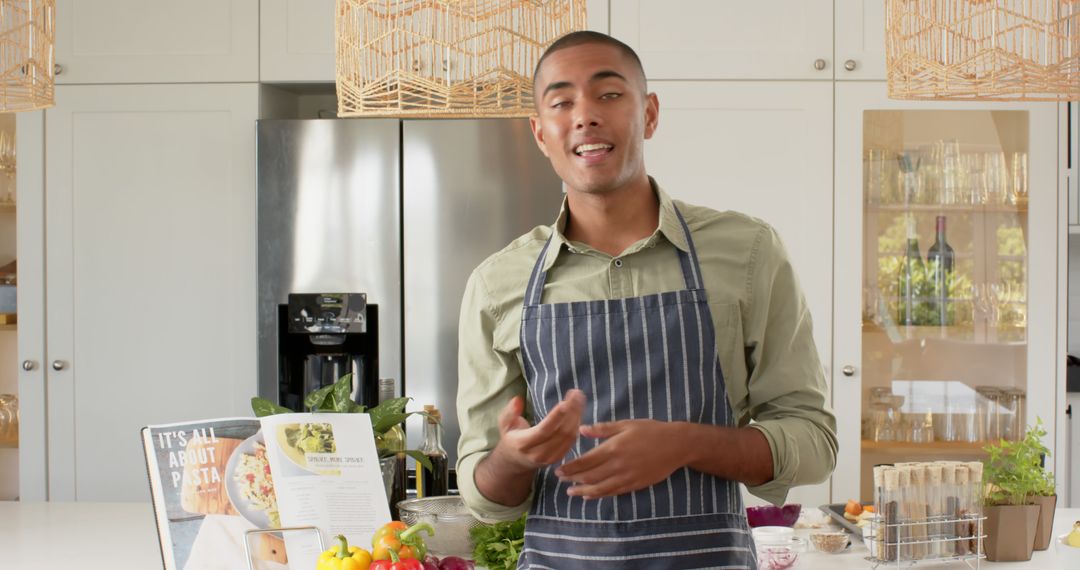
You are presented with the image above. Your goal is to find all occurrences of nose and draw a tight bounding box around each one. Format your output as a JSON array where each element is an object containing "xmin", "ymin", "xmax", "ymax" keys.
[{"xmin": 574, "ymin": 100, "xmax": 600, "ymax": 130}]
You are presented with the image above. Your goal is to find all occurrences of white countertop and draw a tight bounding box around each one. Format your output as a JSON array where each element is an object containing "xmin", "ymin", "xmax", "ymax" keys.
[{"xmin": 0, "ymin": 501, "xmax": 1077, "ymax": 569}]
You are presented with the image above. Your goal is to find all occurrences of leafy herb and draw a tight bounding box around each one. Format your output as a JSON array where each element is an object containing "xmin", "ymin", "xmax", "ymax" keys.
[
  {"xmin": 983, "ymin": 417, "xmax": 1054, "ymax": 506},
  {"xmin": 471, "ymin": 513, "xmax": 527, "ymax": 570}
]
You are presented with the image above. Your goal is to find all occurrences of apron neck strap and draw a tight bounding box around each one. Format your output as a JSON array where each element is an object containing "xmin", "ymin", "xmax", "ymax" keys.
[{"xmin": 524, "ymin": 204, "xmax": 705, "ymax": 306}]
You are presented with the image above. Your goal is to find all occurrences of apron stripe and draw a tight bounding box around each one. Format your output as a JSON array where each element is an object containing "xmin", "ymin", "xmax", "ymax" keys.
[
  {"xmin": 566, "ymin": 303, "xmax": 582, "ymax": 519},
  {"xmin": 638, "ymin": 296, "xmax": 657, "ymax": 519},
  {"xmin": 620, "ymin": 299, "xmax": 640, "ymax": 521}
]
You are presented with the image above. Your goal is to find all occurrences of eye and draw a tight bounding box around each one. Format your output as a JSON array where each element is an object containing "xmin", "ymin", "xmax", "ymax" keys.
[
  {"xmin": 550, "ymin": 100, "xmax": 570, "ymax": 109},
  {"xmin": 601, "ymin": 92, "xmax": 621, "ymax": 100}
]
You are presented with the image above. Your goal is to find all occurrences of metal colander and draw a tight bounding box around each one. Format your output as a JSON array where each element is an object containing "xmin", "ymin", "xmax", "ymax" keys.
[{"xmin": 397, "ymin": 496, "xmax": 486, "ymax": 559}]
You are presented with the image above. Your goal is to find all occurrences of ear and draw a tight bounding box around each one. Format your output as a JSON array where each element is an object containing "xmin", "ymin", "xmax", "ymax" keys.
[
  {"xmin": 643, "ymin": 92, "xmax": 660, "ymax": 140},
  {"xmin": 529, "ymin": 114, "xmax": 550, "ymax": 157}
]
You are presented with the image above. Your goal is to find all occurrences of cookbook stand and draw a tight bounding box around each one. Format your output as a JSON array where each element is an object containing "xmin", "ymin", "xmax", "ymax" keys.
[{"xmin": 243, "ymin": 526, "xmax": 325, "ymax": 570}]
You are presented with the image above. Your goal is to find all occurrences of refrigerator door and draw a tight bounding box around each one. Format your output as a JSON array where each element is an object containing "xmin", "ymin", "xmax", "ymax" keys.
[
  {"xmin": 403, "ymin": 119, "xmax": 564, "ymax": 465},
  {"xmin": 257, "ymin": 119, "xmax": 402, "ymax": 402}
]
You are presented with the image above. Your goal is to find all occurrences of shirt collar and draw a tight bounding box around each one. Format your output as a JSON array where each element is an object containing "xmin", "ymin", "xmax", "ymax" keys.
[{"xmin": 542, "ymin": 177, "xmax": 691, "ymax": 271}]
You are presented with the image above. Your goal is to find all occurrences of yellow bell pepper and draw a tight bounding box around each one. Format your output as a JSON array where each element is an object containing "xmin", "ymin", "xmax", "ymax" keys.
[{"xmin": 318, "ymin": 534, "xmax": 372, "ymax": 570}]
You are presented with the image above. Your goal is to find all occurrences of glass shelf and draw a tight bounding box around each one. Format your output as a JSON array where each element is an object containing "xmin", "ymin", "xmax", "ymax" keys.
[
  {"xmin": 861, "ymin": 440, "xmax": 988, "ymax": 455},
  {"xmin": 867, "ymin": 203, "xmax": 1027, "ymax": 214}
]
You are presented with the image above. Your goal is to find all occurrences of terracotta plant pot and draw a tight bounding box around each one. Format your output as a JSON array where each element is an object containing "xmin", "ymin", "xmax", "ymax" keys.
[
  {"xmin": 983, "ymin": 504, "xmax": 1040, "ymax": 561},
  {"xmin": 1032, "ymin": 494, "xmax": 1057, "ymax": 551}
]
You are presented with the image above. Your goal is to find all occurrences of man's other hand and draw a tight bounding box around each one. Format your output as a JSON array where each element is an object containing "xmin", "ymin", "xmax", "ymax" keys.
[
  {"xmin": 492, "ymin": 389, "xmax": 586, "ymax": 472},
  {"xmin": 555, "ymin": 419, "xmax": 685, "ymax": 499}
]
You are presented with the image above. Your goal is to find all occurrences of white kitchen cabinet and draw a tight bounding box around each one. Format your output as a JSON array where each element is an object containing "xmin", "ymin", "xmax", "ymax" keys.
[
  {"xmin": 55, "ymin": 0, "xmax": 258, "ymax": 84},
  {"xmin": 611, "ymin": 0, "xmax": 833, "ymax": 80},
  {"xmin": 19, "ymin": 84, "xmax": 259, "ymax": 501},
  {"xmin": 260, "ymin": 0, "xmax": 336, "ymax": 82},
  {"xmin": 645, "ymin": 81, "xmax": 834, "ymax": 508},
  {"xmin": 833, "ymin": 82, "xmax": 1062, "ymax": 502},
  {"xmin": 835, "ymin": 0, "xmax": 887, "ymax": 80}
]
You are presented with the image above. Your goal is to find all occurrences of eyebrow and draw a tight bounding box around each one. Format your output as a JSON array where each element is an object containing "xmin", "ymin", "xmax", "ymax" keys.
[{"xmin": 541, "ymin": 69, "xmax": 629, "ymax": 99}]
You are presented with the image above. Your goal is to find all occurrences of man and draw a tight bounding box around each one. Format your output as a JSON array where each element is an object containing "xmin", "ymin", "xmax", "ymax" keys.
[{"xmin": 456, "ymin": 30, "xmax": 837, "ymax": 569}]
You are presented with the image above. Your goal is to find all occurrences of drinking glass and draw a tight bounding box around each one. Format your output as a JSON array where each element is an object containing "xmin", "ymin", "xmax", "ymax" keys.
[
  {"xmin": 985, "ymin": 152, "xmax": 1008, "ymax": 205},
  {"xmin": 1010, "ymin": 151, "xmax": 1028, "ymax": 206},
  {"xmin": 975, "ymin": 386, "xmax": 1002, "ymax": 441},
  {"xmin": 999, "ymin": 388, "xmax": 1026, "ymax": 441}
]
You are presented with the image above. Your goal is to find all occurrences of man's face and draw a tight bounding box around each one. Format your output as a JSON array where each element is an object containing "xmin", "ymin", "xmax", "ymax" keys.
[{"xmin": 529, "ymin": 43, "xmax": 659, "ymax": 196}]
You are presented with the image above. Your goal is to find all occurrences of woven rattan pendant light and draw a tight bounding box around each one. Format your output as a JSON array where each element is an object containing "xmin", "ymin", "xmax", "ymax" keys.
[
  {"xmin": 336, "ymin": 0, "xmax": 587, "ymax": 118},
  {"xmin": 886, "ymin": 0, "xmax": 1080, "ymax": 101},
  {"xmin": 0, "ymin": 0, "xmax": 54, "ymax": 112}
]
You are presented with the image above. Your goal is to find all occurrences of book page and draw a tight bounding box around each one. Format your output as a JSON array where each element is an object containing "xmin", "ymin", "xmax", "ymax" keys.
[
  {"xmin": 142, "ymin": 418, "xmax": 286, "ymax": 570},
  {"xmin": 259, "ymin": 413, "xmax": 392, "ymax": 569}
]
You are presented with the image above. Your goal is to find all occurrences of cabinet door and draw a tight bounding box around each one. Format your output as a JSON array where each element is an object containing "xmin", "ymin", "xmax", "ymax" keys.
[
  {"xmin": 834, "ymin": 82, "xmax": 1060, "ymax": 502},
  {"xmin": 260, "ymin": 0, "xmax": 336, "ymax": 82},
  {"xmin": 45, "ymin": 84, "xmax": 258, "ymax": 501},
  {"xmin": 611, "ymin": 0, "xmax": 833, "ymax": 80},
  {"xmin": 55, "ymin": 0, "xmax": 258, "ymax": 84},
  {"xmin": 835, "ymin": 0, "xmax": 887, "ymax": 80},
  {"xmin": 646, "ymin": 81, "xmax": 833, "ymax": 508},
  {"xmin": 15, "ymin": 112, "xmax": 46, "ymax": 501}
]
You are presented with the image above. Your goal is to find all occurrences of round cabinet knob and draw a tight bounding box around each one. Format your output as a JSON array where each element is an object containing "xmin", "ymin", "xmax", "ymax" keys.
[
  {"xmin": 21, "ymin": 360, "xmax": 36, "ymax": 371},
  {"xmin": 51, "ymin": 360, "xmax": 66, "ymax": 371},
  {"xmin": 813, "ymin": 59, "xmax": 827, "ymax": 71},
  {"xmin": 844, "ymin": 59, "xmax": 857, "ymax": 71},
  {"xmin": 842, "ymin": 365, "xmax": 856, "ymax": 377},
  {"xmin": 54, "ymin": 63, "xmax": 63, "ymax": 76}
]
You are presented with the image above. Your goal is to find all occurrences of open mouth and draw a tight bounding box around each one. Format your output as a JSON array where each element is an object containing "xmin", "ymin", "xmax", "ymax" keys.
[{"xmin": 573, "ymin": 143, "xmax": 614, "ymax": 158}]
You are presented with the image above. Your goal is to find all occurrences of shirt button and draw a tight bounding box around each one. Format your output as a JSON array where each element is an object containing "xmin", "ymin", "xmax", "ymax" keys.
[{"xmin": 613, "ymin": 259, "xmax": 623, "ymax": 268}]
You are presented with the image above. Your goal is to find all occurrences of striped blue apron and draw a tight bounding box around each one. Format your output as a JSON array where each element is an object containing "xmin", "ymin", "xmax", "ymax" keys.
[{"xmin": 517, "ymin": 206, "xmax": 757, "ymax": 569}]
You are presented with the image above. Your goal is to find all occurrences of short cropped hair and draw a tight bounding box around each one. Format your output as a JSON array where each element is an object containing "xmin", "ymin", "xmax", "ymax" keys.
[{"xmin": 532, "ymin": 31, "xmax": 647, "ymax": 98}]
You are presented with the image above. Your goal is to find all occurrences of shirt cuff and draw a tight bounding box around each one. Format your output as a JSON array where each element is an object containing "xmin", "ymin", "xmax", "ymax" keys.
[
  {"xmin": 744, "ymin": 422, "xmax": 797, "ymax": 506},
  {"xmin": 457, "ymin": 451, "xmax": 533, "ymax": 523}
]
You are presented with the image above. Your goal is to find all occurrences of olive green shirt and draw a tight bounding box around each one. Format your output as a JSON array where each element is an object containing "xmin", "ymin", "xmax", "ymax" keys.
[{"xmin": 455, "ymin": 182, "xmax": 837, "ymax": 522}]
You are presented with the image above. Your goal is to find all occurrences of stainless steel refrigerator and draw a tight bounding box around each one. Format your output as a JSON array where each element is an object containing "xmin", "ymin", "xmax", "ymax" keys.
[{"xmin": 257, "ymin": 119, "xmax": 563, "ymax": 468}]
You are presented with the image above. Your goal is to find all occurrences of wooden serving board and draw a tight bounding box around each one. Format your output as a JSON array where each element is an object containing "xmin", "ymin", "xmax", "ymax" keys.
[{"xmin": 180, "ymin": 436, "xmax": 241, "ymax": 516}]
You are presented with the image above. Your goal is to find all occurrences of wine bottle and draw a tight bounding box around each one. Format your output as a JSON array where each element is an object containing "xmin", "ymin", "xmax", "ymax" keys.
[
  {"xmin": 417, "ymin": 404, "xmax": 449, "ymax": 498},
  {"xmin": 926, "ymin": 215, "xmax": 955, "ymax": 327},
  {"xmin": 898, "ymin": 217, "xmax": 926, "ymax": 326},
  {"xmin": 377, "ymin": 378, "xmax": 406, "ymax": 520}
]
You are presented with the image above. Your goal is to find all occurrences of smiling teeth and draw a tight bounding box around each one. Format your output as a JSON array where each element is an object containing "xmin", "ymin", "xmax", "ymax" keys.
[{"xmin": 575, "ymin": 143, "xmax": 612, "ymax": 154}]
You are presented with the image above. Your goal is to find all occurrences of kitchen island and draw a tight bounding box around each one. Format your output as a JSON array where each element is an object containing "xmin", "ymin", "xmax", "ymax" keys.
[{"xmin": 0, "ymin": 502, "xmax": 1077, "ymax": 569}]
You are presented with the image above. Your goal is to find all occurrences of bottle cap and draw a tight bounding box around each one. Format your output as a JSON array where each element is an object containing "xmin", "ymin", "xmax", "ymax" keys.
[{"xmin": 423, "ymin": 404, "xmax": 442, "ymax": 423}]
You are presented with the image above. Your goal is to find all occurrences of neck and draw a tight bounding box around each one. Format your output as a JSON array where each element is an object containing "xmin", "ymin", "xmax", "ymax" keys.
[{"xmin": 563, "ymin": 175, "xmax": 659, "ymax": 257}]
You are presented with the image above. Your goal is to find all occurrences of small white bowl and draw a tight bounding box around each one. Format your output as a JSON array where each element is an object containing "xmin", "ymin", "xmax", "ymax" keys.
[{"xmin": 753, "ymin": 525, "xmax": 794, "ymax": 544}]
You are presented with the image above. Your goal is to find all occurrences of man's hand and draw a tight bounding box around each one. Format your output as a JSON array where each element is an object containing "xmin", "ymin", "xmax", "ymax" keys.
[
  {"xmin": 555, "ymin": 419, "xmax": 686, "ymax": 499},
  {"xmin": 491, "ymin": 389, "xmax": 587, "ymax": 471},
  {"xmin": 474, "ymin": 390, "xmax": 587, "ymax": 507}
]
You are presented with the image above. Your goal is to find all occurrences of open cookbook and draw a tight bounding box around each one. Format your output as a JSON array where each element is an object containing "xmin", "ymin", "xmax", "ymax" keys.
[{"xmin": 141, "ymin": 413, "xmax": 391, "ymax": 570}]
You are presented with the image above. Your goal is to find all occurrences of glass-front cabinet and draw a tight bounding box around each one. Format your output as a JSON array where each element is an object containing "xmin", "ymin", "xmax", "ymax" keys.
[{"xmin": 833, "ymin": 83, "xmax": 1060, "ymax": 502}]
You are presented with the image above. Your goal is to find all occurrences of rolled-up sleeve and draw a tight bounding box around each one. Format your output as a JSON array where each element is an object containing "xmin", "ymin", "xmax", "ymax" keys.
[
  {"xmin": 741, "ymin": 226, "xmax": 838, "ymax": 506},
  {"xmin": 455, "ymin": 269, "xmax": 533, "ymax": 522}
]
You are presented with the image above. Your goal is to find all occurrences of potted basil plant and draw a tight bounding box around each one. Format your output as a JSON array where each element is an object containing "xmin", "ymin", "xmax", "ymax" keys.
[{"xmin": 981, "ymin": 418, "xmax": 1054, "ymax": 561}]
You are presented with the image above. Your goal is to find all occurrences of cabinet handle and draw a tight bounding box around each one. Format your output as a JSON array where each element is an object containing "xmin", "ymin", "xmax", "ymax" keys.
[
  {"xmin": 842, "ymin": 365, "xmax": 856, "ymax": 377},
  {"xmin": 814, "ymin": 59, "xmax": 827, "ymax": 71},
  {"xmin": 21, "ymin": 360, "xmax": 36, "ymax": 371},
  {"xmin": 844, "ymin": 59, "xmax": 857, "ymax": 71},
  {"xmin": 54, "ymin": 63, "xmax": 63, "ymax": 76},
  {"xmin": 51, "ymin": 360, "xmax": 66, "ymax": 371}
]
